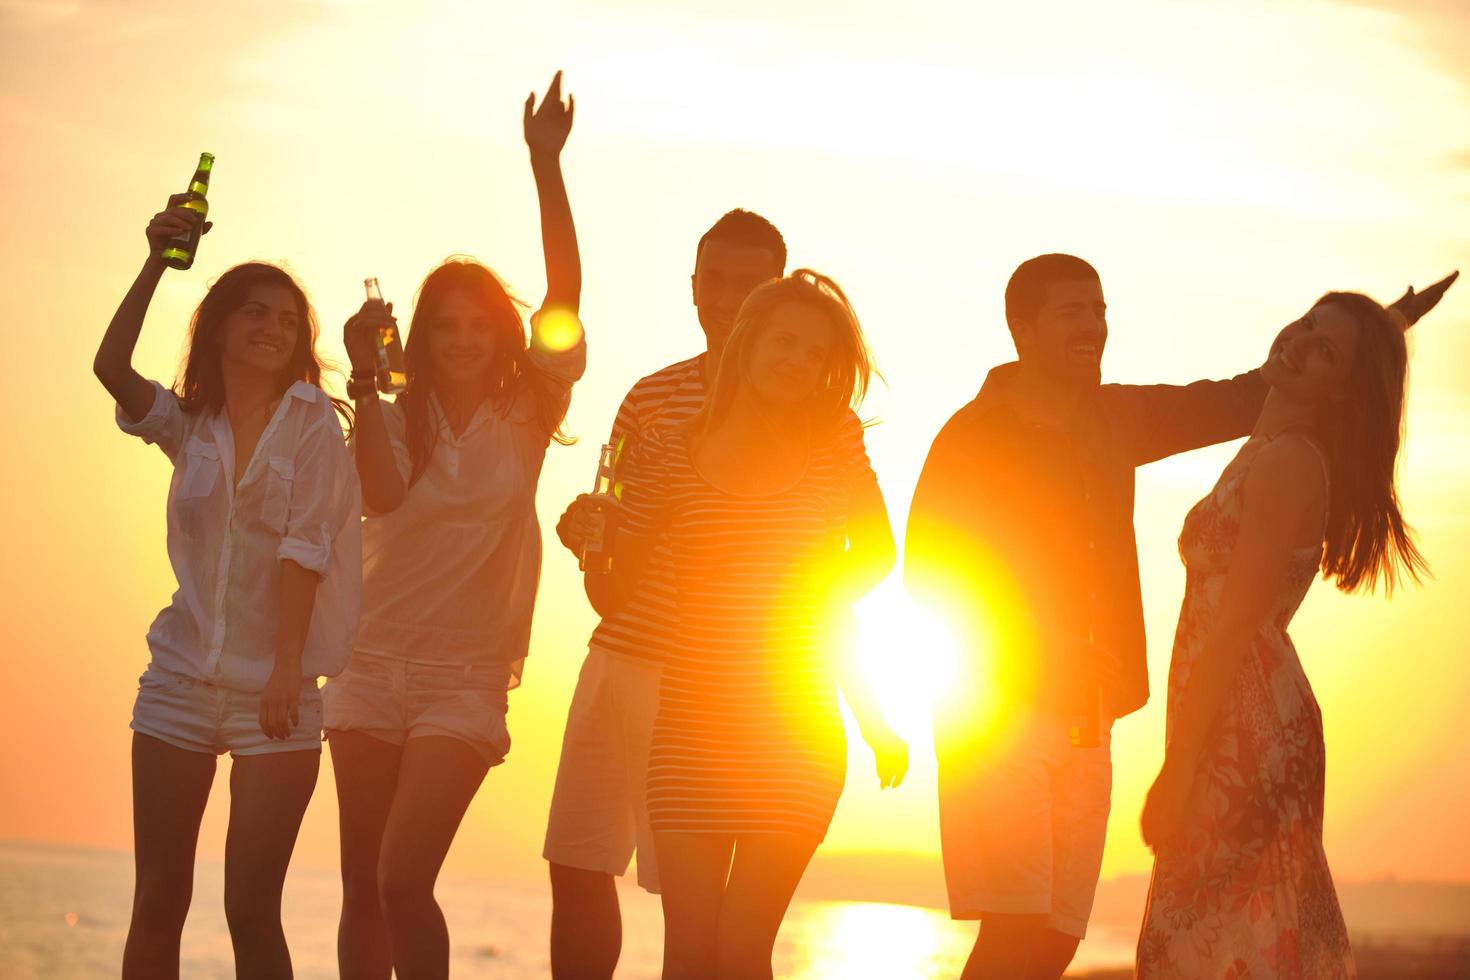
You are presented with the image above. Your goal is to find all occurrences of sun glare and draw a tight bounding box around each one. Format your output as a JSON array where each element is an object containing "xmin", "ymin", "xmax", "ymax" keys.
[
  {"xmin": 852, "ymin": 578, "xmax": 959, "ymax": 741},
  {"xmin": 531, "ymin": 308, "xmax": 585, "ymax": 353},
  {"xmin": 779, "ymin": 901, "xmax": 972, "ymax": 978}
]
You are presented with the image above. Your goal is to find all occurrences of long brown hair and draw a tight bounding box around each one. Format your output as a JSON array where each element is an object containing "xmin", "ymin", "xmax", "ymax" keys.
[
  {"xmin": 1315, "ymin": 291, "xmax": 1427, "ymax": 593},
  {"xmin": 689, "ymin": 269, "xmax": 874, "ymax": 443},
  {"xmin": 397, "ymin": 258, "xmax": 573, "ymax": 487},
  {"xmin": 175, "ymin": 261, "xmax": 351, "ymax": 430}
]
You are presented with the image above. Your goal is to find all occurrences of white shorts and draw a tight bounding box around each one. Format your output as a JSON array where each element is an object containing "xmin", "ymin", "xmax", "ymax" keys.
[
  {"xmin": 543, "ymin": 647, "xmax": 662, "ymax": 893},
  {"xmin": 937, "ymin": 710, "xmax": 1112, "ymax": 939},
  {"xmin": 322, "ymin": 652, "xmax": 512, "ymax": 767},
  {"xmin": 131, "ymin": 664, "xmax": 323, "ymax": 757}
]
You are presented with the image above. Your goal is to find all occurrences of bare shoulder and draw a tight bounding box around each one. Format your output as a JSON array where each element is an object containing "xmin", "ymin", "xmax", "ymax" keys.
[{"xmin": 1242, "ymin": 434, "xmax": 1327, "ymax": 514}]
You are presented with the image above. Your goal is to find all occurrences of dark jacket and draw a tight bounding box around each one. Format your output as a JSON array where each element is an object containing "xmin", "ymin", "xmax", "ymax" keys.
[{"xmin": 905, "ymin": 361, "xmax": 1267, "ymax": 721}]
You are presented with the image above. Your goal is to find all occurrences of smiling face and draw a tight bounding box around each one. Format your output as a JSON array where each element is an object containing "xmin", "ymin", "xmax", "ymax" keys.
[
  {"xmin": 743, "ymin": 300, "xmax": 834, "ymax": 410},
  {"xmin": 1011, "ymin": 277, "xmax": 1108, "ymax": 386},
  {"xmin": 1262, "ymin": 300, "xmax": 1361, "ymax": 405},
  {"xmin": 692, "ymin": 237, "xmax": 784, "ymax": 348},
  {"xmin": 425, "ymin": 288, "xmax": 500, "ymax": 390},
  {"xmin": 216, "ymin": 284, "xmax": 300, "ymax": 379}
]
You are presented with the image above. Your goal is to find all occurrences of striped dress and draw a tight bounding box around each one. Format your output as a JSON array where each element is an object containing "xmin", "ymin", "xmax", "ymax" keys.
[{"xmin": 620, "ymin": 417, "xmax": 873, "ymax": 838}]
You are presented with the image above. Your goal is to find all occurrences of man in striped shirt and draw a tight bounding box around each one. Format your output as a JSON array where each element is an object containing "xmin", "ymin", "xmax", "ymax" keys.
[{"xmin": 543, "ymin": 209, "xmax": 787, "ymax": 980}]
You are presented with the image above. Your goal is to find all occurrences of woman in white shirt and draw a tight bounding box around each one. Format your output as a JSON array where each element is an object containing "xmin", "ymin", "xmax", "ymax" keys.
[
  {"xmin": 324, "ymin": 73, "xmax": 585, "ymax": 978},
  {"xmin": 94, "ymin": 203, "xmax": 362, "ymax": 979}
]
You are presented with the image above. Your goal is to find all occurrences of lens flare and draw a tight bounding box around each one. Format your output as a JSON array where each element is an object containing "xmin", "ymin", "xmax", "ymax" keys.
[
  {"xmin": 532, "ymin": 307, "xmax": 585, "ymax": 353},
  {"xmin": 853, "ymin": 578, "xmax": 959, "ymax": 741}
]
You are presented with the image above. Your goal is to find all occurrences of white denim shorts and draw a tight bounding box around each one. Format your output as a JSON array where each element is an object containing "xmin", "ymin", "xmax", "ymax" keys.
[
  {"xmin": 131, "ymin": 663, "xmax": 324, "ymax": 757},
  {"xmin": 322, "ymin": 651, "xmax": 512, "ymax": 767},
  {"xmin": 937, "ymin": 710, "xmax": 1113, "ymax": 939},
  {"xmin": 543, "ymin": 647, "xmax": 663, "ymax": 893}
]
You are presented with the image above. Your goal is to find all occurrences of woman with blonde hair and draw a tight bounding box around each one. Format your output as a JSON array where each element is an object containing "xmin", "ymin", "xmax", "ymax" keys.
[{"xmin": 587, "ymin": 270, "xmax": 908, "ymax": 979}]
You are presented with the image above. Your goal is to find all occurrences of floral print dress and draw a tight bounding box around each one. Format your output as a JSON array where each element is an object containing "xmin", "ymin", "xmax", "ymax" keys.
[{"xmin": 1137, "ymin": 434, "xmax": 1356, "ymax": 979}]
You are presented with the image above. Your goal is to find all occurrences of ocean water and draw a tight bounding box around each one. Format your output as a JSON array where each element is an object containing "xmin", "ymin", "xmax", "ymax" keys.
[{"xmin": 0, "ymin": 841, "xmax": 1137, "ymax": 978}]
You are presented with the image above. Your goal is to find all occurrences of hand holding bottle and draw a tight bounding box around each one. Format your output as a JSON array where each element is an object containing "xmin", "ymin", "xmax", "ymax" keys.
[
  {"xmin": 344, "ymin": 300, "xmax": 397, "ymax": 376},
  {"xmin": 145, "ymin": 194, "xmax": 212, "ymax": 265}
]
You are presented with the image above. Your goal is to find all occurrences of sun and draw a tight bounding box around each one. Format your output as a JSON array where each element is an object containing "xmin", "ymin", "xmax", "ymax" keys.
[{"xmin": 851, "ymin": 576, "xmax": 960, "ymax": 741}]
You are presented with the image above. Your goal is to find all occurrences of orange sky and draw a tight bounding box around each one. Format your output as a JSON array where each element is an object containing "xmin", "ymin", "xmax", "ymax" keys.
[{"xmin": 2, "ymin": 0, "xmax": 1468, "ymax": 893}]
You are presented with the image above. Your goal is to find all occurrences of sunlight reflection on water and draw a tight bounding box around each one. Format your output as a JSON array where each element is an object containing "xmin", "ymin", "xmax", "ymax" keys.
[{"xmin": 778, "ymin": 901, "xmax": 976, "ymax": 978}]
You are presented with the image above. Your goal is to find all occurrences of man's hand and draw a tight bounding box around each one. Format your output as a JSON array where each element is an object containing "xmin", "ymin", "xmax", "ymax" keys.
[
  {"xmin": 1389, "ymin": 271, "xmax": 1459, "ymax": 329},
  {"xmin": 556, "ymin": 493, "xmax": 602, "ymax": 556},
  {"xmin": 524, "ymin": 70, "xmax": 574, "ymax": 160}
]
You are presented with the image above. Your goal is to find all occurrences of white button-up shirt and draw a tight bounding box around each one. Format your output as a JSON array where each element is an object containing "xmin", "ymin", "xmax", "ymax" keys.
[
  {"xmin": 354, "ymin": 339, "xmax": 586, "ymax": 684},
  {"xmin": 118, "ymin": 381, "xmax": 363, "ymax": 692}
]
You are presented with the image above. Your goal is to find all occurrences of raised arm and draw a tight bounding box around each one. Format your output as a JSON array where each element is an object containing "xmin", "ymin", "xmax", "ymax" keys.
[
  {"xmin": 1140, "ymin": 437, "xmax": 1324, "ymax": 850},
  {"xmin": 524, "ymin": 71, "xmax": 580, "ymax": 315},
  {"xmin": 344, "ymin": 302, "xmax": 407, "ymax": 513},
  {"xmin": 1118, "ymin": 272, "xmax": 1458, "ymax": 466},
  {"xmin": 95, "ymin": 195, "xmax": 212, "ymax": 422}
]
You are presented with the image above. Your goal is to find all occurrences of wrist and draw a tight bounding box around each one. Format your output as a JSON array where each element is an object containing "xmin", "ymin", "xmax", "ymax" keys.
[{"xmin": 528, "ymin": 149, "xmax": 563, "ymax": 171}]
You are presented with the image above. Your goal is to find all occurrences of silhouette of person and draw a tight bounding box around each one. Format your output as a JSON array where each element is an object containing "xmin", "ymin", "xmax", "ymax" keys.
[
  {"xmin": 586, "ymin": 270, "xmax": 907, "ymax": 979},
  {"xmin": 1136, "ymin": 282, "xmax": 1454, "ymax": 978},
  {"xmin": 541, "ymin": 208, "xmax": 788, "ymax": 979},
  {"xmin": 322, "ymin": 72, "xmax": 583, "ymax": 980},
  {"xmin": 96, "ymin": 205, "xmax": 361, "ymax": 979},
  {"xmin": 904, "ymin": 254, "xmax": 1454, "ymax": 980}
]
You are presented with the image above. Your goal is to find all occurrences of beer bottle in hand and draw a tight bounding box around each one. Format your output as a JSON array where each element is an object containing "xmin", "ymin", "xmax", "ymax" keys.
[
  {"xmin": 364, "ymin": 277, "xmax": 408, "ymax": 394},
  {"xmin": 160, "ymin": 153, "xmax": 214, "ymax": 270},
  {"xmin": 579, "ymin": 441, "xmax": 621, "ymax": 573}
]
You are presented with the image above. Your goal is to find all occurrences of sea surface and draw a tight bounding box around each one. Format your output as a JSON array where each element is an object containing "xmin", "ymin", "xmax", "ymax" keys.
[{"xmin": 0, "ymin": 841, "xmax": 1138, "ymax": 978}]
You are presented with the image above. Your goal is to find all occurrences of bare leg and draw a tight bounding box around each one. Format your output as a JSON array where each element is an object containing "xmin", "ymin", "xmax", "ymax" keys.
[
  {"xmin": 714, "ymin": 833, "xmax": 821, "ymax": 979},
  {"xmin": 123, "ymin": 734, "xmax": 216, "ymax": 980},
  {"xmin": 223, "ymin": 749, "xmax": 320, "ymax": 980},
  {"xmin": 549, "ymin": 863, "xmax": 621, "ymax": 980},
  {"xmin": 376, "ymin": 736, "xmax": 489, "ymax": 980},
  {"xmin": 654, "ymin": 832, "xmax": 734, "ymax": 980},
  {"xmin": 329, "ymin": 731, "xmax": 403, "ymax": 980},
  {"xmin": 960, "ymin": 913, "xmax": 1049, "ymax": 980},
  {"xmin": 1026, "ymin": 928, "xmax": 1081, "ymax": 980}
]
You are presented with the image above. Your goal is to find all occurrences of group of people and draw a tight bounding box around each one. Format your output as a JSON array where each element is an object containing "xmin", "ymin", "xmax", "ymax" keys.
[{"xmin": 93, "ymin": 72, "xmax": 1457, "ymax": 980}]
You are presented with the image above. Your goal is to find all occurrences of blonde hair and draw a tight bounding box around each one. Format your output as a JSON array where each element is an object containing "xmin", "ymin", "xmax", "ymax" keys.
[{"xmin": 689, "ymin": 269, "xmax": 874, "ymax": 442}]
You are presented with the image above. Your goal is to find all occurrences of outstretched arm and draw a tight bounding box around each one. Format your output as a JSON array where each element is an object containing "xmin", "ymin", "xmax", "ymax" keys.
[
  {"xmin": 524, "ymin": 71, "xmax": 580, "ymax": 315},
  {"xmin": 1140, "ymin": 437, "xmax": 1324, "ymax": 851},
  {"xmin": 1119, "ymin": 272, "xmax": 1459, "ymax": 466},
  {"xmin": 1387, "ymin": 270, "xmax": 1458, "ymax": 329},
  {"xmin": 95, "ymin": 195, "xmax": 213, "ymax": 422}
]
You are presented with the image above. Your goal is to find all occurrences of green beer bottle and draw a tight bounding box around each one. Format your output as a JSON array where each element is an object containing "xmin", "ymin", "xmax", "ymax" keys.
[{"xmin": 160, "ymin": 152, "xmax": 214, "ymax": 270}]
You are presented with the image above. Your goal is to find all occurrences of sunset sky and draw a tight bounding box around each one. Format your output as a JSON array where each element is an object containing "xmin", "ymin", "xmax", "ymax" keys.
[{"xmin": 3, "ymin": 0, "xmax": 1468, "ymax": 913}]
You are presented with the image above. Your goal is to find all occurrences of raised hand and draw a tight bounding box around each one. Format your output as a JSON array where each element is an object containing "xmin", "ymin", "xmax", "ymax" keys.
[
  {"xmin": 144, "ymin": 193, "xmax": 212, "ymax": 263},
  {"xmin": 524, "ymin": 70, "xmax": 575, "ymax": 159},
  {"xmin": 1388, "ymin": 270, "xmax": 1459, "ymax": 329}
]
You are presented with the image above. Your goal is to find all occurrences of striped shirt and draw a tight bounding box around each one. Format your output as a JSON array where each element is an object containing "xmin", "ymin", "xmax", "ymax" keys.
[
  {"xmin": 587, "ymin": 354, "xmax": 708, "ymax": 662},
  {"xmin": 620, "ymin": 416, "xmax": 875, "ymax": 837}
]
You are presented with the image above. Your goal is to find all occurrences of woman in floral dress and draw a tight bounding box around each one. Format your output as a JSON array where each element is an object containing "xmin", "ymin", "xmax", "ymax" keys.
[{"xmin": 1137, "ymin": 290, "xmax": 1436, "ymax": 979}]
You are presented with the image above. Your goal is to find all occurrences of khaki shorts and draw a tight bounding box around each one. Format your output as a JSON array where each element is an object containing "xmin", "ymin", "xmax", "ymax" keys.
[
  {"xmin": 937, "ymin": 710, "xmax": 1113, "ymax": 939},
  {"xmin": 543, "ymin": 647, "xmax": 663, "ymax": 893},
  {"xmin": 131, "ymin": 664, "xmax": 323, "ymax": 757},
  {"xmin": 323, "ymin": 652, "xmax": 512, "ymax": 767}
]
